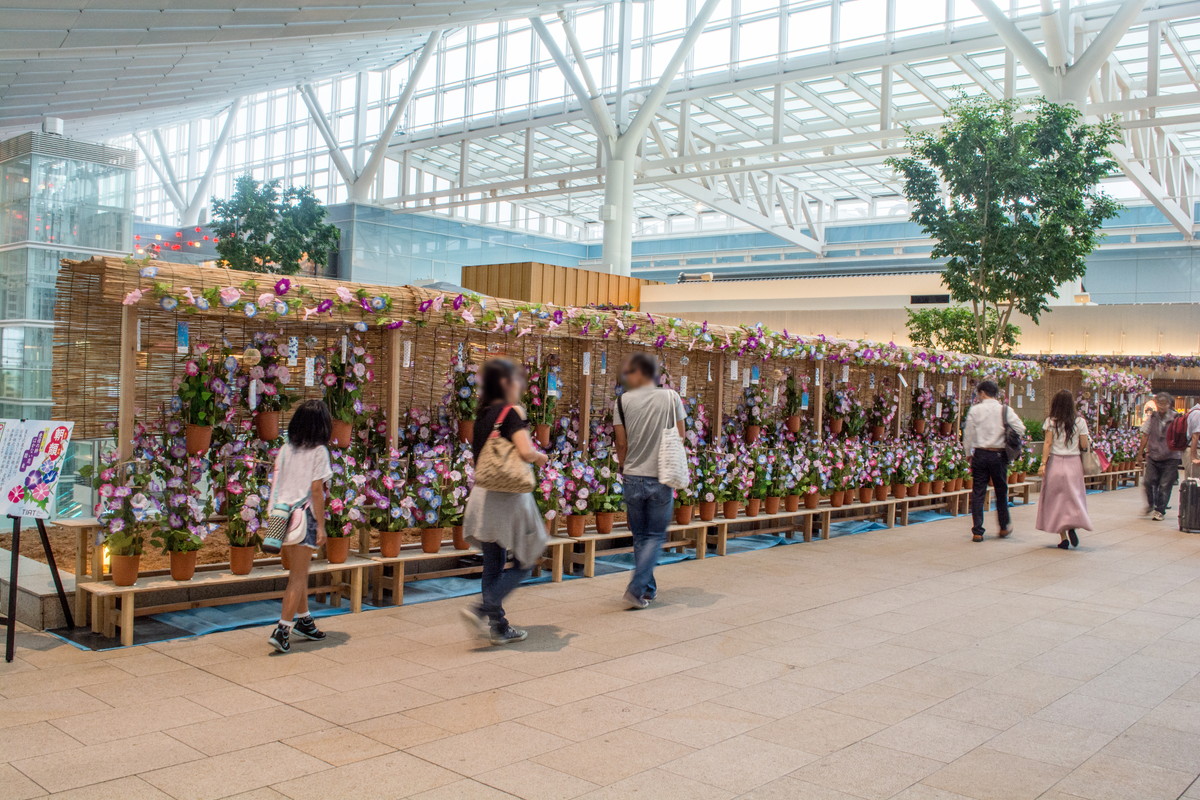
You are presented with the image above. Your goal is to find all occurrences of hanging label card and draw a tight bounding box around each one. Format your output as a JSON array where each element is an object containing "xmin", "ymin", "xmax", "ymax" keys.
[
  {"xmin": 899, "ymin": 372, "xmax": 908, "ymax": 388},
  {"xmin": 730, "ymin": 359, "xmax": 739, "ymax": 380},
  {"xmin": 1017, "ymin": 395, "xmax": 1023, "ymax": 409},
  {"xmin": 936, "ymin": 402, "xmax": 943, "ymax": 417},
  {"xmin": 136, "ymin": 319, "xmax": 142, "ymax": 352},
  {"xmin": 536, "ymin": 342, "xmax": 542, "ymax": 364},
  {"xmin": 742, "ymin": 368, "xmax": 751, "ymax": 388},
  {"xmin": 680, "ymin": 375, "xmax": 688, "ymax": 396},
  {"xmin": 707, "ymin": 361, "xmax": 712, "ymax": 382},
  {"xmin": 841, "ymin": 364, "xmax": 850, "ymax": 383},
  {"xmin": 751, "ymin": 365, "xmax": 760, "ymax": 384},
  {"xmin": 340, "ymin": 335, "xmax": 347, "ymax": 363},
  {"xmin": 918, "ymin": 372, "xmax": 925, "ymax": 389},
  {"xmin": 547, "ymin": 371, "xmax": 559, "ymax": 398},
  {"xmin": 601, "ymin": 351, "xmax": 608, "ymax": 374},
  {"xmin": 304, "ymin": 357, "xmax": 315, "ymax": 387},
  {"xmin": 868, "ymin": 372, "xmax": 876, "ymax": 389},
  {"xmin": 961, "ymin": 376, "xmax": 968, "ymax": 390},
  {"xmin": 1029, "ymin": 387, "xmax": 1036, "ymax": 400},
  {"xmin": 287, "ymin": 336, "xmax": 298, "ymax": 366},
  {"xmin": 176, "ymin": 322, "xmax": 189, "ymax": 355},
  {"xmin": 456, "ymin": 342, "xmax": 465, "ymax": 365},
  {"xmin": 403, "ymin": 340, "xmax": 412, "ymax": 368},
  {"xmin": 772, "ymin": 385, "xmax": 780, "ymax": 405},
  {"xmin": 248, "ymin": 378, "xmax": 258, "ymax": 411},
  {"xmin": 801, "ymin": 391, "xmax": 810, "ymax": 410},
  {"xmin": 814, "ymin": 366, "xmax": 821, "ymax": 383},
  {"xmin": 582, "ymin": 352, "xmax": 591, "ymax": 376}
]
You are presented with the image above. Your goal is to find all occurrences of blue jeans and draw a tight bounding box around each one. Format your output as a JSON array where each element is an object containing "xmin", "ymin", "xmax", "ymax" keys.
[
  {"xmin": 623, "ymin": 475, "xmax": 673, "ymax": 599},
  {"xmin": 477, "ymin": 542, "xmax": 530, "ymax": 632}
]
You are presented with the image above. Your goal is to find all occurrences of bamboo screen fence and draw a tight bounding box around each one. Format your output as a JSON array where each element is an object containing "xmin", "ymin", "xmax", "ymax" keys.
[{"xmin": 54, "ymin": 256, "xmax": 1039, "ymax": 455}]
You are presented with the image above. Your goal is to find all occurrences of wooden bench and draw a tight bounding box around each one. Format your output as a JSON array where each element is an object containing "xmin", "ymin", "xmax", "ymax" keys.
[
  {"xmin": 78, "ymin": 555, "xmax": 371, "ymax": 646},
  {"xmin": 558, "ymin": 521, "xmax": 707, "ymax": 578}
]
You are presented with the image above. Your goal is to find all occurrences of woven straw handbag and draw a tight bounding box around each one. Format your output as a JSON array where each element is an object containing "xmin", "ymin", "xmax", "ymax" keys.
[{"xmin": 473, "ymin": 406, "xmax": 536, "ymax": 493}]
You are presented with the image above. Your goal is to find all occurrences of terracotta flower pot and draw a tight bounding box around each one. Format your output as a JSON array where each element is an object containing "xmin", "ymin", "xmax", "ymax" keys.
[
  {"xmin": 892, "ymin": 483, "xmax": 908, "ymax": 499},
  {"xmin": 675, "ymin": 505, "xmax": 694, "ymax": 525},
  {"xmin": 535, "ymin": 424, "xmax": 551, "ymax": 449},
  {"xmin": 803, "ymin": 492, "xmax": 820, "ymax": 509},
  {"xmin": 965, "ymin": 478, "xmax": 974, "ymax": 490},
  {"xmin": 1007, "ymin": 473, "xmax": 1018, "ymax": 485},
  {"xmin": 185, "ymin": 424, "xmax": 212, "ymax": 455},
  {"xmin": 918, "ymin": 481, "xmax": 931, "ymax": 496},
  {"xmin": 380, "ymin": 529, "xmax": 403, "ymax": 558},
  {"xmin": 939, "ymin": 421, "xmax": 953, "ymax": 436},
  {"xmin": 452, "ymin": 525, "xmax": 469, "ymax": 550},
  {"xmin": 722, "ymin": 500, "xmax": 740, "ymax": 520},
  {"xmin": 830, "ymin": 491, "xmax": 845, "ymax": 508},
  {"xmin": 829, "ymin": 417, "xmax": 844, "ymax": 435},
  {"xmin": 764, "ymin": 496, "xmax": 781, "ymax": 515},
  {"xmin": 229, "ymin": 545, "xmax": 255, "ymax": 575},
  {"xmin": 746, "ymin": 425, "xmax": 762, "ymax": 445},
  {"xmin": 870, "ymin": 425, "xmax": 885, "ymax": 442},
  {"xmin": 325, "ymin": 536, "xmax": 351, "ymax": 564},
  {"xmin": 566, "ymin": 515, "xmax": 586, "ymax": 537},
  {"xmin": 843, "ymin": 488, "xmax": 856, "ymax": 505},
  {"xmin": 330, "ymin": 419, "xmax": 353, "ymax": 448},
  {"xmin": 786, "ymin": 415, "xmax": 801, "ymax": 433},
  {"xmin": 421, "ymin": 527, "xmax": 445, "ymax": 554},
  {"xmin": 932, "ymin": 479, "xmax": 946, "ymax": 494},
  {"xmin": 746, "ymin": 498, "xmax": 761, "ymax": 517},
  {"xmin": 169, "ymin": 550, "xmax": 197, "ymax": 581},
  {"xmin": 784, "ymin": 494, "xmax": 800, "ymax": 512},
  {"xmin": 595, "ymin": 511, "xmax": 615, "ymax": 534},
  {"xmin": 913, "ymin": 418, "xmax": 926, "ymax": 435},
  {"xmin": 698, "ymin": 501, "xmax": 717, "ymax": 522},
  {"xmin": 1017, "ymin": 472, "xmax": 1027, "ymax": 482},
  {"xmin": 874, "ymin": 484, "xmax": 888, "ymax": 501},
  {"xmin": 457, "ymin": 419, "xmax": 474, "ymax": 444},
  {"xmin": 111, "ymin": 554, "xmax": 140, "ymax": 586},
  {"xmin": 952, "ymin": 477, "xmax": 963, "ymax": 491},
  {"xmin": 254, "ymin": 411, "xmax": 280, "ymax": 442},
  {"xmin": 859, "ymin": 486, "xmax": 874, "ymax": 504}
]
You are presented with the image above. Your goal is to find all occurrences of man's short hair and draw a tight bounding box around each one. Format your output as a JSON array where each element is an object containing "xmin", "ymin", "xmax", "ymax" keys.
[
  {"xmin": 977, "ymin": 380, "xmax": 1000, "ymax": 398},
  {"xmin": 627, "ymin": 352, "xmax": 659, "ymax": 380},
  {"xmin": 1155, "ymin": 391, "xmax": 1173, "ymax": 404}
]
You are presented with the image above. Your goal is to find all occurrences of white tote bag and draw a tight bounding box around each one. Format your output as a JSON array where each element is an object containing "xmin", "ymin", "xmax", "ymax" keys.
[{"xmin": 657, "ymin": 393, "xmax": 690, "ymax": 490}]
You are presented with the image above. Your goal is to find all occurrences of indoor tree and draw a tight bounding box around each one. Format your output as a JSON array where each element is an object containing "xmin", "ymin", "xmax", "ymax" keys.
[
  {"xmin": 888, "ymin": 96, "xmax": 1121, "ymax": 356},
  {"xmin": 906, "ymin": 306, "xmax": 1020, "ymax": 356},
  {"xmin": 210, "ymin": 175, "xmax": 341, "ymax": 275}
]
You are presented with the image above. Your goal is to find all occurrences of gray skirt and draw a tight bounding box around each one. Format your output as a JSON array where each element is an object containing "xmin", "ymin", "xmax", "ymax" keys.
[{"xmin": 464, "ymin": 487, "xmax": 548, "ymax": 569}]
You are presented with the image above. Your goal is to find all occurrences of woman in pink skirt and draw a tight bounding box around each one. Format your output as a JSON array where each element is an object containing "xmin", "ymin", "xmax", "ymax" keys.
[{"xmin": 1036, "ymin": 390, "xmax": 1093, "ymax": 549}]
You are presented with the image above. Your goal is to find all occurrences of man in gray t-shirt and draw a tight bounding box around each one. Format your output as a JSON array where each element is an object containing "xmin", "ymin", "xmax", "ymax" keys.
[{"xmin": 615, "ymin": 353, "xmax": 685, "ymax": 610}]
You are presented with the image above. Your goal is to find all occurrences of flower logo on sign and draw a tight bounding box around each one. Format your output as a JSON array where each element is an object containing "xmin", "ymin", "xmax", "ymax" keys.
[{"xmin": 8, "ymin": 486, "xmax": 24, "ymax": 504}]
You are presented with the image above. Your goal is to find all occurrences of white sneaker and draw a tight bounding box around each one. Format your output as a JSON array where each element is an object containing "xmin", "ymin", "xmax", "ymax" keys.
[
  {"xmin": 622, "ymin": 590, "xmax": 649, "ymax": 610},
  {"xmin": 460, "ymin": 607, "xmax": 489, "ymax": 638},
  {"xmin": 1151, "ymin": 511, "xmax": 1165, "ymax": 521}
]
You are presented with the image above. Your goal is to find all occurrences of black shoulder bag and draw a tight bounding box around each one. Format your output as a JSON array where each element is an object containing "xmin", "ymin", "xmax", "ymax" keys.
[{"xmin": 1001, "ymin": 402, "xmax": 1023, "ymax": 462}]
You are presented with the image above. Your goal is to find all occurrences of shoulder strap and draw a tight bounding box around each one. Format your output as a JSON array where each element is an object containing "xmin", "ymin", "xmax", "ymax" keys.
[
  {"xmin": 617, "ymin": 394, "xmax": 625, "ymax": 427},
  {"xmin": 492, "ymin": 405, "xmax": 512, "ymax": 431}
]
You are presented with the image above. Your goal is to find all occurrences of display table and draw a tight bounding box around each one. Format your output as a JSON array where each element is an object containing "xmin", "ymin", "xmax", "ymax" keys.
[
  {"xmin": 78, "ymin": 555, "xmax": 370, "ymax": 646},
  {"xmin": 54, "ymin": 517, "xmax": 104, "ymax": 626},
  {"xmin": 556, "ymin": 520, "xmax": 707, "ymax": 578}
]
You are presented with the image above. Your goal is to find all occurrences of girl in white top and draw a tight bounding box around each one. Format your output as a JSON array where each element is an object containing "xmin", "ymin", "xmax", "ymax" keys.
[
  {"xmin": 267, "ymin": 399, "xmax": 334, "ymax": 654},
  {"xmin": 1036, "ymin": 390, "xmax": 1093, "ymax": 549}
]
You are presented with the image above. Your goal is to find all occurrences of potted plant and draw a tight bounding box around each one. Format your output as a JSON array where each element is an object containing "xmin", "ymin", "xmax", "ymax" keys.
[
  {"xmin": 321, "ymin": 340, "xmax": 371, "ymax": 448},
  {"xmin": 84, "ymin": 457, "xmax": 158, "ymax": 587},
  {"xmin": 939, "ymin": 394, "xmax": 958, "ymax": 436},
  {"xmin": 242, "ymin": 337, "xmax": 293, "ymax": 442},
  {"xmin": 590, "ymin": 448, "xmax": 622, "ymax": 534},
  {"xmin": 448, "ymin": 357, "xmax": 478, "ymax": 444},
  {"xmin": 695, "ymin": 449, "xmax": 720, "ymax": 521},
  {"xmin": 524, "ymin": 361, "xmax": 558, "ymax": 449},
  {"xmin": 177, "ymin": 349, "xmax": 223, "ymax": 454},
  {"xmin": 562, "ymin": 457, "xmax": 594, "ymax": 537},
  {"xmin": 892, "ymin": 451, "xmax": 914, "ymax": 498},
  {"xmin": 152, "ymin": 456, "xmax": 209, "ymax": 581},
  {"xmin": 222, "ymin": 451, "xmax": 266, "ymax": 575},
  {"xmin": 535, "ymin": 458, "xmax": 565, "ymax": 534},
  {"xmin": 326, "ymin": 448, "xmax": 368, "ymax": 562},
  {"xmin": 409, "ymin": 448, "xmax": 449, "ymax": 553},
  {"xmin": 743, "ymin": 385, "xmax": 767, "ymax": 445},
  {"xmin": 825, "ymin": 384, "xmax": 852, "ymax": 436},
  {"xmin": 867, "ymin": 387, "xmax": 897, "ymax": 442},
  {"xmin": 443, "ymin": 444, "xmax": 472, "ymax": 549},
  {"xmin": 783, "ymin": 372, "xmax": 804, "ymax": 433}
]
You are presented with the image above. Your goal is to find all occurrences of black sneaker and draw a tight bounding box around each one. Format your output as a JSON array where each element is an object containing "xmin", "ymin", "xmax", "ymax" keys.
[
  {"xmin": 489, "ymin": 626, "xmax": 528, "ymax": 646},
  {"xmin": 293, "ymin": 616, "xmax": 326, "ymax": 641},
  {"xmin": 268, "ymin": 625, "xmax": 291, "ymax": 653}
]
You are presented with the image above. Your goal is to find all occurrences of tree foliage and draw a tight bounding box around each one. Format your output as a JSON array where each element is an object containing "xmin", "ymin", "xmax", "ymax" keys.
[
  {"xmin": 906, "ymin": 306, "xmax": 1020, "ymax": 356},
  {"xmin": 210, "ymin": 175, "xmax": 341, "ymax": 275},
  {"xmin": 887, "ymin": 97, "xmax": 1121, "ymax": 356}
]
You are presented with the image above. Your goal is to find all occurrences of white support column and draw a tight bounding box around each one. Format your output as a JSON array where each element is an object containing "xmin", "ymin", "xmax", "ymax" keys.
[
  {"xmin": 299, "ymin": 84, "xmax": 358, "ymax": 189},
  {"xmin": 181, "ymin": 97, "xmax": 242, "ymax": 226},
  {"xmin": 132, "ymin": 133, "xmax": 187, "ymax": 213}
]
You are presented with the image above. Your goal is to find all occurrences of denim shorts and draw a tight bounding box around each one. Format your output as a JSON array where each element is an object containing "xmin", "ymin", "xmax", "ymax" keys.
[{"xmin": 300, "ymin": 507, "xmax": 318, "ymax": 549}]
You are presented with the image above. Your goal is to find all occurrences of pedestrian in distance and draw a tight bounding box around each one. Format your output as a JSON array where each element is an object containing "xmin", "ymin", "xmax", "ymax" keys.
[
  {"xmin": 1139, "ymin": 392, "xmax": 1181, "ymax": 521},
  {"xmin": 962, "ymin": 379, "xmax": 1026, "ymax": 542},
  {"xmin": 1035, "ymin": 390, "xmax": 1093, "ymax": 549}
]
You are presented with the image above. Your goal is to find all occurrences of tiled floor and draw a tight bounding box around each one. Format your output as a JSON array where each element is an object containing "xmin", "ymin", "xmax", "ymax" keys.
[{"xmin": 4, "ymin": 487, "xmax": 1200, "ymax": 799}]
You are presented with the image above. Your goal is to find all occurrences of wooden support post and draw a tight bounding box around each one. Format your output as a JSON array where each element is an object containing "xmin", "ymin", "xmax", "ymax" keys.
[
  {"xmin": 117, "ymin": 306, "xmax": 139, "ymax": 462},
  {"xmin": 714, "ymin": 354, "xmax": 726, "ymax": 440},
  {"xmin": 580, "ymin": 371, "xmax": 593, "ymax": 459},
  {"xmin": 386, "ymin": 328, "xmax": 402, "ymax": 452},
  {"xmin": 814, "ymin": 373, "xmax": 826, "ymax": 437}
]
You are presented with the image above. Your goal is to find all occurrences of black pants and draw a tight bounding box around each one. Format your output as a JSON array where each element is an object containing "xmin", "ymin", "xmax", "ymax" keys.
[
  {"xmin": 970, "ymin": 450, "xmax": 1011, "ymax": 537},
  {"xmin": 1144, "ymin": 458, "xmax": 1180, "ymax": 515}
]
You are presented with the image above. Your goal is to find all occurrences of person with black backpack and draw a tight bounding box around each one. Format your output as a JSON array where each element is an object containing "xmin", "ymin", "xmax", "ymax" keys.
[
  {"xmin": 1139, "ymin": 393, "xmax": 1181, "ymax": 521},
  {"xmin": 962, "ymin": 380, "xmax": 1026, "ymax": 543}
]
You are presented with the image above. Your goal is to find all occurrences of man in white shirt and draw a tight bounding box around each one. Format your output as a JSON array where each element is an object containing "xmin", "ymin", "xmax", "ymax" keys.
[{"xmin": 962, "ymin": 380, "xmax": 1027, "ymax": 542}]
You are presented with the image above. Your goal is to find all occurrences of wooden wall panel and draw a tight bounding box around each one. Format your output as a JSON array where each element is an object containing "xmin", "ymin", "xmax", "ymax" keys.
[{"xmin": 461, "ymin": 263, "xmax": 661, "ymax": 308}]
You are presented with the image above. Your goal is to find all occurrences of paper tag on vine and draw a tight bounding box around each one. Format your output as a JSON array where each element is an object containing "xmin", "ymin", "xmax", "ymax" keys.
[
  {"xmin": 176, "ymin": 322, "xmax": 189, "ymax": 355},
  {"xmin": 680, "ymin": 375, "xmax": 688, "ymax": 396},
  {"xmin": 304, "ymin": 358, "xmax": 315, "ymax": 387},
  {"xmin": 582, "ymin": 352, "xmax": 591, "ymax": 376},
  {"xmin": 136, "ymin": 318, "xmax": 142, "ymax": 352},
  {"xmin": 772, "ymin": 385, "xmax": 780, "ymax": 405},
  {"xmin": 287, "ymin": 336, "xmax": 298, "ymax": 366},
  {"xmin": 340, "ymin": 335, "xmax": 347, "ymax": 362},
  {"xmin": 456, "ymin": 342, "xmax": 465, "ymax": 365},
  {"xmin": 936, "ymin": 402, "xmax": 943, "ymax": 417},
  {"xmin": 707, "ymin": 361, "xmax": 712, "ymax": 382},
  {"xmin": 801, "ymin": 392, "xmax": 809, "ymax": 410},
  {"xmin": 960, "ymin": 376, "xmax": 968, "ymax": 390},
  {"xmin": 742, "ymin": 368, "xmax": 751, "ymax": 388},
  {"xmin": 403, "ymin": 340, "xmax": 412, "ymax": 368},
  {"xmin": 841, "ymin": 364, "xmax": 849, "ymax": 383},
  {"xmin": 730, "ymin": 359, "xmax": 739, "ymax": 380},
  {"xmin": 814, "ymin": 366, "xmax": 821, "ymax": 383},
  {"xmin": 899, "ymin": 373, "xmax": 908, "ymax": 387},
  {"xmin": 1017, "ymin": 395, "xmax": 1023, "ymax": 409},
  {"xmin": 1026, "ymin": 382, "xmax": 1032, "ymax": 398},
  {"xmin": 547, "ymin": 371, "xmax": 559, "ymax": 398},
  {"xmin": 249, "ymin": 378, "xmax": 258, "ymax": 410},
  {"xmin": 751, "ymin": 365, "xmax": 760, "ymax": 384},
  {"xmin": 868, "ymin": 372, "xmax": 876, "ymax": 389}
]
